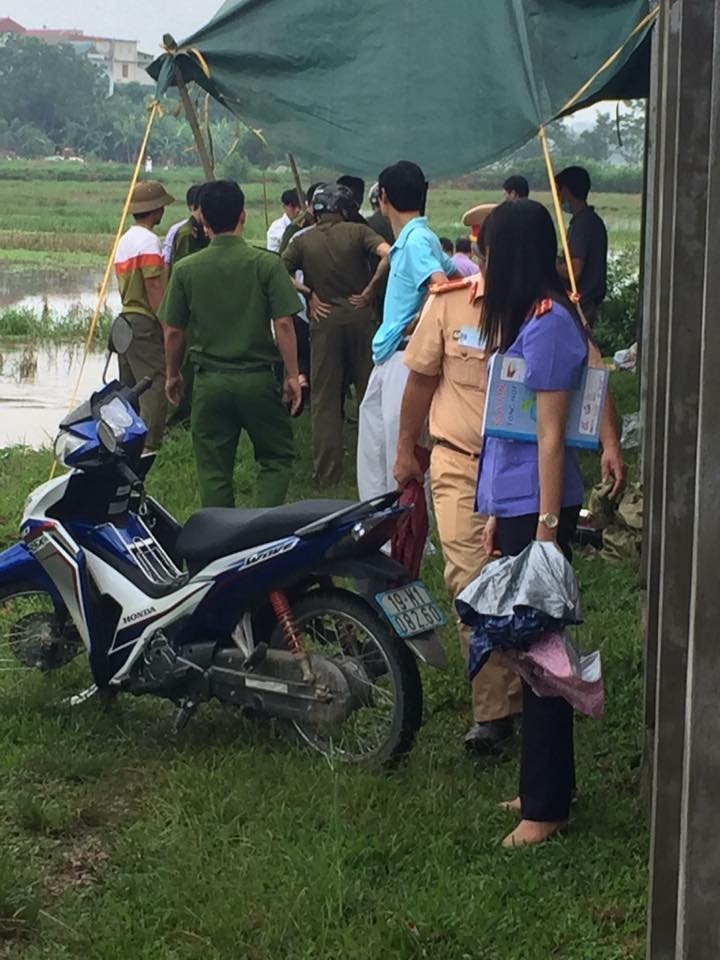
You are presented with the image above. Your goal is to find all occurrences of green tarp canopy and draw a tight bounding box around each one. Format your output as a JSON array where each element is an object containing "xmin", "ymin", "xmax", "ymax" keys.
[{"xmin": 149, "ymin": 0, "xmax": 653, "ymax": 178}]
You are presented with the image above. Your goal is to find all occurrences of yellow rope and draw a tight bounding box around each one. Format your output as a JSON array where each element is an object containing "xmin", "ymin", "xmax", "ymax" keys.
[
  {"xmin": 539, "ymin": 124, "xmax": 580, "ymax": 306},
  {"xmin": 49, "ymin": 101, "xmax": 160, "ymax": 479},
  {"xmin": 538, "ymin": 4, "xmax": 659, "ymax": 324},
  {"xmin": 557, "ymin": 5, "xmax": 659, "ymax": 117}
]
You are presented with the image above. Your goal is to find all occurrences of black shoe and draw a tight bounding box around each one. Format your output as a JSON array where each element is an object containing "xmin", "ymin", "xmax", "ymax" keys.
[{"xmin": 463, "ymin": 716, "xmax": 516, "ymax": 754}]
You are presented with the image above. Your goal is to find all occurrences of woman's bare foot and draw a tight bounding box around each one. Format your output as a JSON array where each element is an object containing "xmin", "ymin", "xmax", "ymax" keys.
[
  {"xmin": 498, "ymin": 796, "xmax": 522, "ymax": 814},
  {"xmin": 501, "ymin": 819, "xmax": 567, "ymax": 848}
]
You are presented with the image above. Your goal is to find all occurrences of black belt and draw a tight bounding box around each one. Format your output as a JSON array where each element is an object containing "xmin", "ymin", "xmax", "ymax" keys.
[{"xmin": 434, "ymin": 438, "xmax": 480, "ymax": 460}]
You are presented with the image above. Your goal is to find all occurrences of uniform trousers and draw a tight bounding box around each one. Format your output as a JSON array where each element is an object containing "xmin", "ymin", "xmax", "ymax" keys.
[
  {"xmin": 310, "ymin": 318, "xmax": 374, "ymax": 487},
  {"xmin": 167, "ymin": 349, "xmax": 195, "ymax": 428},
  {"xmin": 191, "ymin": 368, "xmax": 294, "ymax": 509},
  {"xmin": 357, "ymin": 350, "xmax": 410, "ymax": 500},
  {"xmin": 495, "ymin": 506, "xmax": 580, "ymax": 823},
  {"xmin": 117, "ymin": 312, "xmax": 167, "ymax": 451},
  {"xmin": 430, "ymin": 443, "xmax": 522, "ymax": 722}
]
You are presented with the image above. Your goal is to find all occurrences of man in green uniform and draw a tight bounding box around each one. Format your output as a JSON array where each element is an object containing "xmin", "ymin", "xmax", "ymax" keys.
[
  {"xmin": 164, "ymin": 184, "xmax": 209, "ymax": 273},
  {"xmin": 164, "ymin": 184, "xmax": 209, "ymax": 429},
  {"xmin": 282, "ymin": 183, "xmax": 390, "ymax": 486},
  {"xmin": 161, "ymin": 180, "xmax": 303, "ymax": 509}
]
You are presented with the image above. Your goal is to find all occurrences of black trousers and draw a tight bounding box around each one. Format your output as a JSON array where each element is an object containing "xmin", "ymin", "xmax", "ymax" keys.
[
  {"xmin": 495, "ymin": 507, "xmax": 580, "ymax": 823},
  {"xmin": 294, "ymin": 316, "xmax": 311, "ymax": 380}
]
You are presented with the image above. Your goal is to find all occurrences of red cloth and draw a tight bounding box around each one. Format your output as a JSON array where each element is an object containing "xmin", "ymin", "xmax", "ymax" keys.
[{"xmin": 391, "ymin": 446, "xmax": 431, "ymax": 579}]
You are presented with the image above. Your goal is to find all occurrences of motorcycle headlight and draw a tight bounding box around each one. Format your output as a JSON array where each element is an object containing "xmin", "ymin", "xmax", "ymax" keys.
[{"xmin": 53, "ymin": 431, "xmax": 87, "ymax": 466}]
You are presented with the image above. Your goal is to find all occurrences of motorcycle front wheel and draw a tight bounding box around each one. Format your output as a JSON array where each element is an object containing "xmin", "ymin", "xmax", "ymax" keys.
[
  {"xmin": 270, "ymin": 589, "xmax": 423, "ymax": 765},
  {"xmin": 0, "ymin": 581, "xmax": 82, "ymax": 677}
]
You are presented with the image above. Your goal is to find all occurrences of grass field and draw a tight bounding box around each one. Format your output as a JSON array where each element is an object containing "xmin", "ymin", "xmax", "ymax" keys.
[
  {"xmin": 0, "ymin": 373, "xmax": 648, "ymax": 960},
  {"xmin": 0, "ymin": 163, "xmax": 642, "ymax": 275}
]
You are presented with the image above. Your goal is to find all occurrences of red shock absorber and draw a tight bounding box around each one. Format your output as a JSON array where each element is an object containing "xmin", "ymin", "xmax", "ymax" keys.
[{"xmin": 269, "ymin": 590, "xmax": 314, "ymax": 682}]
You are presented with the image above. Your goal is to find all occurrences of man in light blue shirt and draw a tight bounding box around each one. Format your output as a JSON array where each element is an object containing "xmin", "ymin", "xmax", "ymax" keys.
[{"xmin": 358, "ymin": 161, "xmax": 457, "ymax": 500}]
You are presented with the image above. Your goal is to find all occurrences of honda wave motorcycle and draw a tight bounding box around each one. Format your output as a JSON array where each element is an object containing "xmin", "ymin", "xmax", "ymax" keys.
[{"xmin": 0, "ymin": 378, "xmax": 448, "ymax": 763}]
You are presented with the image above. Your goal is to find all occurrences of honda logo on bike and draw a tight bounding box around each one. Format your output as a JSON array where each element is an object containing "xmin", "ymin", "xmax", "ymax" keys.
[{"xmin": 122, "ymin": 607, "xmax": 157, "ymax": 625}]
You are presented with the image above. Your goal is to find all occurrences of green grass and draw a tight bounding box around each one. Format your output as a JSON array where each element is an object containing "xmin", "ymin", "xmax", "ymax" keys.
[
  {"xmin": 0, "ymin": 306, "xmax": 112, "ymax": 344},
  {"xmin": 0, "ymin": 376, "xmax": 647, "ymax": 959},
  {"xmin": 0, "ymin": 167, "xmax": 642, "ymax": 276}
]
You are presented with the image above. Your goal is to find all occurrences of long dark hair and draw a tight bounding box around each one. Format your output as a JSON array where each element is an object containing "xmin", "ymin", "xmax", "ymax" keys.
[{"xmin": 479, "ymin": 199, "xmax": 576, "ymax": 351}]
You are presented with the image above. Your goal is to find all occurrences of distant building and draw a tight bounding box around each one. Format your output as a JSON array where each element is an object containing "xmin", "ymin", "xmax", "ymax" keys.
[{"xmin": 0, "ymin": 18, "xmax": 154, "ymax": 89}]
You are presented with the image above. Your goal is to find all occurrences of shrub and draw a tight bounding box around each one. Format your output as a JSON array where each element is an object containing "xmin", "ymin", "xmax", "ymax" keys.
[{"xmin": 594, "ymin": 248, "xmax": 640, "ymax": 357}]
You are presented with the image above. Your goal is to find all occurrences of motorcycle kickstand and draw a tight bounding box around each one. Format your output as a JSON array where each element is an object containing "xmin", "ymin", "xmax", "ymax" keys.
[
  {"xmin": 174, "ymin": 698, "xmax": 198, "ymax": 734},
  {"xmin": 64, "ymin": 683, "xmax": 99, "ymax": 707}
]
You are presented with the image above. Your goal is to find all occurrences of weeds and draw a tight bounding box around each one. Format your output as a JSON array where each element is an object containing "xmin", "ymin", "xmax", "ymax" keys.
[{"xmin": 0, "ymin": 305, "xmax": 111, "ymax": 344}]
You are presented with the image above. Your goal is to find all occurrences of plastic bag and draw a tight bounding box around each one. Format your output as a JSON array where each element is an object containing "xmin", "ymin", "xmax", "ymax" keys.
[{"xmin": 456, "ymin": 541, "xmax": 581, "ymax": 624}]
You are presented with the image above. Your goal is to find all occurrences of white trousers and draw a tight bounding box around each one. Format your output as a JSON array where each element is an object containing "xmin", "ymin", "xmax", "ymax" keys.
[{"xmin": 357, "ymin": 351, "xmax": 411, "ymax": 500}]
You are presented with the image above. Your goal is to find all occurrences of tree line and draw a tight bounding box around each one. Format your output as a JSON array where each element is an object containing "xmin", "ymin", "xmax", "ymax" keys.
[{"xmin": 0, "ymin": 36, "xmax": 279, "ymax": 169}]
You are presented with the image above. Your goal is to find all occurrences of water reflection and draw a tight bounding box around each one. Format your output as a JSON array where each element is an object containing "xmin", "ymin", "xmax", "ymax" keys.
[
  {"xmin": 0, "ymin": 340, "xmax": 109, "ymax": 449},
  {"xmin": 0, "ymin": 266, "xmax": 122, "ymax": 316}
]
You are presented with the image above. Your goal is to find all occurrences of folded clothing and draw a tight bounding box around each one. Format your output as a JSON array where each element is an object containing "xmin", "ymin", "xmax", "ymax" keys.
[{"xmin": 500, "ymin": 632, "xmax": 604, "ymax": 717}]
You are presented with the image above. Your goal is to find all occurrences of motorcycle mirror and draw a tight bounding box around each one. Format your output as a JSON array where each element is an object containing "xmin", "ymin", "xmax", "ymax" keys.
[
  {"xmin": 97, "ymin": 419, "xmax": 119, "ymax": 454},
  {"xmin": 109, "ymin": 315, "xmax": 133, "ymax": 355}
]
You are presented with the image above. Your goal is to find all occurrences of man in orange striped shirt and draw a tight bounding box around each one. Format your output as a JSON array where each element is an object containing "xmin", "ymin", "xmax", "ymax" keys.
[{"xmin": 114, "ymin": 180, "xmax": 175, "ymax": 451}]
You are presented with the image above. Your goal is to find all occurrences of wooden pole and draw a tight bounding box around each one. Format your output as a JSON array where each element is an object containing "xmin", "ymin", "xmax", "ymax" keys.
[
  {"xmin": 262, "ymin": 172, "xmax": 270, "ymax": 230},
  {"xmin": 175, "ymin": 66, "xmax": 215, "ymax": 182},
  {"xmin": 288, "ymin": 153, "xmax": 306, "ymax": 209}
]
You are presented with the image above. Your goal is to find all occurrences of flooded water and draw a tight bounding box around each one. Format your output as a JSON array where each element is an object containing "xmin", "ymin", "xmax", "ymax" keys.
[
  {"xmin": 0, "ymin": 266, "xmax": 124, "ymax": 448},
  {"xmin": 0, "ymin": 341, "xmax": 109, "ymax": 449},
  {"xmin": 0, "ymin": 267, "xmax": 122, "ymax": 316}
]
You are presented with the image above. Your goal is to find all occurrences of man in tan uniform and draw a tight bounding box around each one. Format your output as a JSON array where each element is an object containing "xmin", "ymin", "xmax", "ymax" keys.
[{"xmin": 393, "ymin": 250, "xmax": 522, "ymax": 752}]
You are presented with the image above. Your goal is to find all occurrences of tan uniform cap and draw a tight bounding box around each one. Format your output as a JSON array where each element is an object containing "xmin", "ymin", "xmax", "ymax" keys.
[
  {"xmin": 461, "ymin": 203, "xmax": 497, "ymax": 228},
  {"xmin": 129, "ymin": 180, "xmax": 175, "ymax": 215}
]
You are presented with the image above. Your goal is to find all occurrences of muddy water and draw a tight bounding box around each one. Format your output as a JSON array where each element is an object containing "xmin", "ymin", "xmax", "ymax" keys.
[
  {"xmin": 0, "ymin": 342, "xmax": 109, "ymax": 449},
  {"xmin": 0, "ymin": 267, "xmax": 122, "ymax": 315},
  {"xmin": 0, "ymin": 267, "xmax": 125, "ymax": 448}
]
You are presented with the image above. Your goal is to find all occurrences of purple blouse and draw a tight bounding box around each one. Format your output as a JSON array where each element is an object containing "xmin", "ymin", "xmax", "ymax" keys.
[{"xmin": 476, "ymin": 302, "xmax": 588, "ymax": 518}]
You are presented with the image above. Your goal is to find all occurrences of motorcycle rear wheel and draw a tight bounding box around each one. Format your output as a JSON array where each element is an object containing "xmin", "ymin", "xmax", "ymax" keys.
[
  {"xmin": 269, "ymin": 589, "xmax": 423, "ymax": 765},
  {"xmin": 0, "ymin": 581, "xmax": 82, "ymax": 675}
]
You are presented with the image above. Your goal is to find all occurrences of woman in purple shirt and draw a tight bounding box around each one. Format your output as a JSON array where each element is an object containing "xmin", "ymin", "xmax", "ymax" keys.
[{"xmin": 476, "ymin": 200, "xmax": 588, "ymax": 847}]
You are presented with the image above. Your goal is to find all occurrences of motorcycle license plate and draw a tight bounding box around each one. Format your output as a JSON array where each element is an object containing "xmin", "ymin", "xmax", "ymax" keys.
[{"xmin": 376, "ymin": 582, "xmax": 446, "ymax": 638}]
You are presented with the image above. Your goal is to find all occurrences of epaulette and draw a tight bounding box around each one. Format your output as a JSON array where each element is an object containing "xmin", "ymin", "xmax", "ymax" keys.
[
  {"xmin": 429, "ymin": 277, "xmax": 473, "ymax": 295},
  {"xmin": 535, "ymin": 298, "xmax": 554, "ymax": 317}
]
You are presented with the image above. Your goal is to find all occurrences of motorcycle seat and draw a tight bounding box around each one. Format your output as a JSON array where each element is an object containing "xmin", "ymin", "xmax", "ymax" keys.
[{"xmin": 176, "ymin": 500, "xmax": 357, "ymax": 565}]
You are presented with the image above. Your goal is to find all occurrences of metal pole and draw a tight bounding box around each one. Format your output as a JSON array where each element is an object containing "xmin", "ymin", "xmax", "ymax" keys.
[{"xmin": 175, "ymin": 66, "xmax": 215, "ymax": 182}]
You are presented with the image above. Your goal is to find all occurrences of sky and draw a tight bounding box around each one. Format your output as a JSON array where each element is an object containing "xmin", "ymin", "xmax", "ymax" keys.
[{"xmin": 2, "ymin": 0, "xmax": 217, "ymax": 53}]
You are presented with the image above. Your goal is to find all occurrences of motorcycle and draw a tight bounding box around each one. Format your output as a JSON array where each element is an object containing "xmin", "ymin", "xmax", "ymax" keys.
[{"xmin": 0, "ymin": 378, "xmax": 448, "ymax": 764}]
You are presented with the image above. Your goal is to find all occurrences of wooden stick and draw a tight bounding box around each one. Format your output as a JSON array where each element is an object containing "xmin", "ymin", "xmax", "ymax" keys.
[
  {"xmin": 262, "ymin": 173, "xmax": 270, "ymax": 230},
  {"xmin": 175, "ymin": 66, "xmax": 215, "ymax": 181},
  {"xmin": 288, "ymin": 153, "xmax": 306, "ymax": 209}
]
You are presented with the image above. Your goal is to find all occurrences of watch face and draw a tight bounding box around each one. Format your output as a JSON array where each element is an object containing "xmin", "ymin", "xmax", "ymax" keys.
[{"xmin": 541, "ymin": 513, "xmax": 559, "ymax": 529}]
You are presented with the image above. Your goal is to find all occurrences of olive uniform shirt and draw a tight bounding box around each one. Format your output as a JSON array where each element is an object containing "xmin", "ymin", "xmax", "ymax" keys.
[
  {"xmin": 170, "ymin": 218, "xmax": 209, "ymax": 273},
  {"xmin": 282, "ymin": 220, "xmax": 386, "ymax": 326},
  {"xmin": 404, "ymin": 275, "xmax": 488, "ymax": 455},
  {"xmin": 160, "ymin": 234, "xmax": 303, "ymax": 371}
]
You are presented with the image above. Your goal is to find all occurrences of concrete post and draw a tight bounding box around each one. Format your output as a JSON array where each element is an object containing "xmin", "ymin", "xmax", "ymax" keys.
[{"xmin": 645, "ymin": 0, "xmax": 720, "ymax": 957}]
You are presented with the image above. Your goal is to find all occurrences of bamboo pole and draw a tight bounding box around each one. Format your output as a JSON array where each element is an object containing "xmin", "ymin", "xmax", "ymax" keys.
[
  {"xmin": 262, "ymin": 173, "xmax": 270, "ymax": 229},
  {"xmin": 175, "ymin": 66, "xmax": 215, "ymax": 181},
  {"xmin": 288, "ymin": 153, "xmax": 306, "ymax": 209}
]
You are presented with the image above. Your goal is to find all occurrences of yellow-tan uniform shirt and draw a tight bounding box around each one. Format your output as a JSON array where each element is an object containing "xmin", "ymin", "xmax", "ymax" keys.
[{"xmin": 404, "ymin": 276, "xmax": 487, "ymax": 454}]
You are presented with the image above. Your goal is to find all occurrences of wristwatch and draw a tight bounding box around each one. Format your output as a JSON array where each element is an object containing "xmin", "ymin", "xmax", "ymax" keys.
[{"xmin": 538, "ymin": 512, "xmax": 559, "ymax": 530}]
